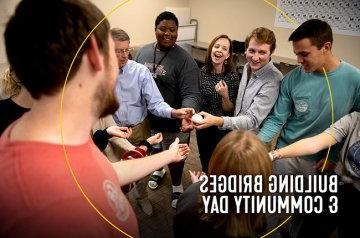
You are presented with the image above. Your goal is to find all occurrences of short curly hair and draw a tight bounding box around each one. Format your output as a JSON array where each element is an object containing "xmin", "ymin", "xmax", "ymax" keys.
[{"xmin": 155, "ymin": 11, "xmax": 179, "ymax": 28}]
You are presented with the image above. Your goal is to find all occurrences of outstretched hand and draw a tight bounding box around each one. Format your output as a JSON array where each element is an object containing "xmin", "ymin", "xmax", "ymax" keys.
[
  {"xmin": 180, "ymin": 117, "xmax": 194, "ymax": 132},
  {"xmin": 146, "ymin": 133, "xmax": 163, "ymax": 145},
  {"xmin": 193, "ymin": 111, "xmax": 223, "ymax": 130},
  {"xmin": 189, "ymin": 170, "xmax": 206, "ymax": 183},
  {"xmin": 171, "ymin": 107, "xmax": 195, "ymax": 119},
  {"xmin": 169, "ymin": 137, "xmax": 190, "ymax": 162},
  {"xmin": 106, "ymin": 126, "xmax": 132, "ymax": 139}
]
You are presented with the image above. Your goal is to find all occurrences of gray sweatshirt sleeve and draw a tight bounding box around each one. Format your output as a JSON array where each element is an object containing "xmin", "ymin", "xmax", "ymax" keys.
[
  {"xmin": 178, "ymin": 57, "xmax": 201, "ymax": 111},
  {"xmin": 221, "ymin": 74, "xmax": 281, "ymax": 131}
]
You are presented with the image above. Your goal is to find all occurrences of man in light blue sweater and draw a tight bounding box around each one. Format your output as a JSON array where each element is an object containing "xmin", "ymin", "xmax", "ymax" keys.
[{"xmin": 111, "ymin": 28, "xmax": 193, "ymax": 215}]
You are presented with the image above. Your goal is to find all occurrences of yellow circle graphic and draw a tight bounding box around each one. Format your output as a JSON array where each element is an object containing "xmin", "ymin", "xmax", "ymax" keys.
[
  {"xmin": 261, "ymin": 1, "xmax": 335, "ymax": 237},
  {"xmin": 59, "ymin": 1, "xmax": 335, "ymax": 237}
]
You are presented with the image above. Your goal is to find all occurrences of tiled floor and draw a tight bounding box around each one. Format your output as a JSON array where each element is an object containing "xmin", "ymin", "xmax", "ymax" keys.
[{"xmin": 128, "ymin": 131, "xmax": 202, "ymax": 238}]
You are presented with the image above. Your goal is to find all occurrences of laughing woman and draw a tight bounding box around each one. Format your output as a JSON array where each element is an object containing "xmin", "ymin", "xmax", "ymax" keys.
[
  {"xmin": 196, "ymin": 34, "xmax": 240, "ymax": 172},
  {"xmin": 195, "ymin": 27, "xmax": 283, "ymax": 158}
]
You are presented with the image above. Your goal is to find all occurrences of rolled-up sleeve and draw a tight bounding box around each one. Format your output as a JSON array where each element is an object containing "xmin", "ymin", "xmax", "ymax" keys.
[{"xmin": 222, "ymin": 79, "xmax": 280, "ymax": 130}]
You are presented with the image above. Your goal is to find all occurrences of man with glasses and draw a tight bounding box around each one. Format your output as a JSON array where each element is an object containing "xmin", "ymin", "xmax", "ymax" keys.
[{"xmin": 110, "ymin": 28, "xmax": 193, "ymax": 215}]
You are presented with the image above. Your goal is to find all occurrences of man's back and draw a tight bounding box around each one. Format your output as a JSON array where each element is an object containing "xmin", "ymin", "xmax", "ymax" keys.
[{"xmin": 0, "ymin": 127, "xmax": 138, "ymax": 238}]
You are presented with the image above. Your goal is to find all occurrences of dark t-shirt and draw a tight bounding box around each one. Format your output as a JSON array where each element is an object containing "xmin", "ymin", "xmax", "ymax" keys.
[
  {"xmin": 0, "ymin": 98, "xmax": 29, "ymax": 135},
  {"xmin": 135, "ymin": 43, "xmax": 201, "ymax": 132}
]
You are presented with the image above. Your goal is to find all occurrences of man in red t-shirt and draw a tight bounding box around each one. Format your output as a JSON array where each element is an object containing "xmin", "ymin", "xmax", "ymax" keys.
[{"xmin": 0, "ymin": 0, "xmax": 189, "ymax": 237}]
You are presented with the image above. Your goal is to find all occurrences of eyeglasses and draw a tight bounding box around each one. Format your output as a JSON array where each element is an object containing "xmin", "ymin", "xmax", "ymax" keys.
[{"xmin": 115, "ymin": 48, "xmax": 133, "ymax": 54}]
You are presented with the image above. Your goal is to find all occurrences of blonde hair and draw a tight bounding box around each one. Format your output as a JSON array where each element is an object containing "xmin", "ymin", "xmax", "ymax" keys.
[
  {"xmin": 0, "ymin": 67, "xmax": 20, "ymax": 99},
  {"xmin": 202, "ymin": 129, "xmax": 272, "ymax": 237}
]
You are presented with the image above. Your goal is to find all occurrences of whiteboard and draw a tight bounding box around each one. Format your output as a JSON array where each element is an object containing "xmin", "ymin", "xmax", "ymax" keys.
[
  {"xmin": 177, "ymin": 24, "xmax": 197, "ymax": 41},
  {"xmin": 274, "ymin": 0, "xmax": 360, "ymax": 36},
  {"xmin": 165, "ymin": 7, "xmax": 196, "ymax": 41}
]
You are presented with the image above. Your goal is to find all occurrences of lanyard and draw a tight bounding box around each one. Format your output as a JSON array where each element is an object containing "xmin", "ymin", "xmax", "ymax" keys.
[{"xmin": 152, "ymin": 43, "xmax": 172, "ymax": 77}]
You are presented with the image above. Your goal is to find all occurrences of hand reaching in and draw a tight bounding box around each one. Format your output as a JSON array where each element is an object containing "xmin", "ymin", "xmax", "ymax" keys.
[
  {"xmin": 193, "ymin": 111, "xmax": 223, "ymax": 129},
  {"xmin": 169, "ymin": 137, "xmax": 190, "ymax": 162},
  {"xmin": 171, "ymin": 107, "xmax": 195, "ymax": 119},
  {"xmin": 106, "ymin": 126, "xmax": 132, "ymax": 139},
  {"xmin": 180, "ymin": 117, "xmax": 194, "ymax": 132},
  {"xmin": 146, "ymin": 133, "xmax": 163, "ymax": 145},
  {"xmin": 189, "ymin": 170, "xmax": 206, "ymax": 183}
]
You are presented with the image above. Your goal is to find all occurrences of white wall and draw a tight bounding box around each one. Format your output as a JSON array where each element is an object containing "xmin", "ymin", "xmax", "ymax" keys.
[
  {"xmin": 92, "ymin": 0, "xmax": 189, "ymax": 46},
  {"xmin": 0, "ymin": 0, "xmax": 21, "ymax": 66},
  {"xmin": 1, "ymin": 0, "xmax": 359, "ymax": 67},
  {"xmin": 189, "ymin": 0, "xmax": 360, "ymax": 67},
  {"xmin": 0, "ymin": 0, "xmax": 189, "ymax": 65}
]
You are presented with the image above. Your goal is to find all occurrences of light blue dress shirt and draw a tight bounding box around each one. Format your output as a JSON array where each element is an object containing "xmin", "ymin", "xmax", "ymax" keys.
[{"xmin": 113, "ymin": 60, "xmax": 173, "ymax": 126}]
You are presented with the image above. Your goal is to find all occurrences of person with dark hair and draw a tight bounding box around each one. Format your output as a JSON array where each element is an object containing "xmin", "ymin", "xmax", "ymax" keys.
[
  {"xmin": 288, "ymin": 19, "xmax": 333, "ymax": 55},
  {"xmin": 194, "ymin": 27, "xmax": 282, "ymax": 170},
  {"xmin": 259, "ymin": 19, "xmax": 360, "ymax": 175},
  {"xmin": 110, "ymin": 28, "xmax": 193, "ymax": 215},
  {"xmin": 0, "ymin": 1, "xmax": 189, "ymax": 237},
  {"xmin": 174, "ymin": 129, "xmax": 272, "ymax": 238},
  {"xmin": 135, "ymin": 11, "xmax": 201, "ymax": 208},
  {"xmin": 258, "ymin": 19, "xmax": 360, "ymax": 236},
  {"xmin": 155, "ymin": 11, "xmax": 179, "ymax": 30},
  {"xmin": 193, "ymin": 34, "xmax": 240, "ymax": 172}
]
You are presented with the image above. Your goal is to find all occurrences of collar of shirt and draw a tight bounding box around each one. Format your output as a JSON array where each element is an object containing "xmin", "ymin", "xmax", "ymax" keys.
[
  {"xmin": 246, "ymin": 60, "xmax": 275, "ymax": 80},
  {"xmin": 120, "ymin": 60, "xmax": 133, "ymax": 75}
]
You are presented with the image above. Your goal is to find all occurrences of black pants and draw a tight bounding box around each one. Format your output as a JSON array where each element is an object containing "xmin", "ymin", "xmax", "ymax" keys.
[
  {"xmin": 337, "ymin": 183, "xmax": 360, "ymax": 238},
  {"xmin": 196, "ymin": 126, "xmax": 230, "ymax": 173}
]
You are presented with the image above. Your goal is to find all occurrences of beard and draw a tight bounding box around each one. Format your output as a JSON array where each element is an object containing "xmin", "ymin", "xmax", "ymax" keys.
[
  {"xmin": 94, "ymin": 76, "xmax": 119, "ymax": 118},
  {"xmin": 98, "ymin": 88, "xmax": 119, "ymax": 118}
]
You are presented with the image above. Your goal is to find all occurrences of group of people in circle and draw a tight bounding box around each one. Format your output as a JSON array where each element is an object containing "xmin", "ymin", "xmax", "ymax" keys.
[{"xmin": 0, "ymin": 1, "xmax": 359, "ymax": 237}]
